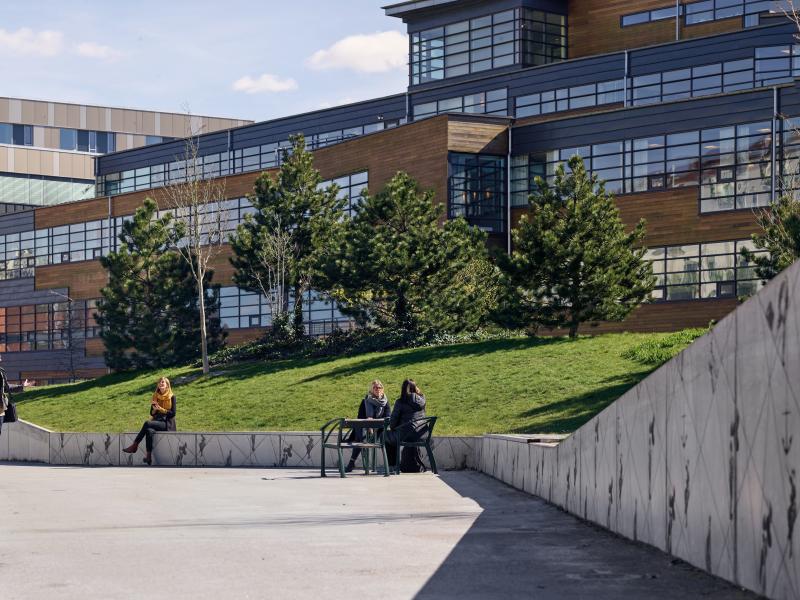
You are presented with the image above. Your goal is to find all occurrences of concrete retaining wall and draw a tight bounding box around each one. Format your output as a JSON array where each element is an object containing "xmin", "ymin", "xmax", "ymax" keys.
[
  {"xmin": 0, "ymin": 421, "xmax": 479, "ymax": 472},
  {"xmin": 477, "ymin": 260, "xmax": 800, "ymax": 600}
]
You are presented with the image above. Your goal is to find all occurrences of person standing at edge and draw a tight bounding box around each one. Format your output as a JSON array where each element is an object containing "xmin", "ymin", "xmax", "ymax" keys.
[
  {"xmin": 122, "ymin": 377, "xmax": 176, "ymax": 465},
  {"xmin": 0, "ymin": 354, "xmax": 35, "ymax": 438}
]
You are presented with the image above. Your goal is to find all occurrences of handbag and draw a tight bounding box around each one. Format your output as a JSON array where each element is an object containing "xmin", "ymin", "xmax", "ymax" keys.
[{"xmin": 3, "ymin": 400, "xmax": 18, "ymax": 423}]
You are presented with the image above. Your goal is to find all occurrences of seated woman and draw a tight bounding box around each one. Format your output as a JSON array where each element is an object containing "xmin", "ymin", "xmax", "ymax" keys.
[
  {"xmin": 385, "ymin": 379, "xmax": 427, "ymax": 470},
  {"xmin": 345, "ymin": 379, "xmax": 391, "ymax": 473},
  {"xmin": 122, "ymin": 377, "xmax": 176, "ymax": 465}
]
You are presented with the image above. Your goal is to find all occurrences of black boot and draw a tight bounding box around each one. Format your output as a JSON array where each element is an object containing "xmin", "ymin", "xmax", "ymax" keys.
[{"xmin": 344, "ymin": 460, "xmax": 356, "ymax": 473}]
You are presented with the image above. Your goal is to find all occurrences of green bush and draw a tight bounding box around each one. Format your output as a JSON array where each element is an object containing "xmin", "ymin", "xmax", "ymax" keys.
[
  {"xmin": 621, "ymin": 327, "xmax": 709, "ymax": 366},
  {"xmin": 204, "ymin": 326, "xmax": 527, "ymax": 366}
]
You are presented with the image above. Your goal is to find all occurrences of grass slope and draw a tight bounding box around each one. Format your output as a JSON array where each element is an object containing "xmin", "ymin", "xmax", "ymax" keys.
[{"xmin": 17, "ymin": 333, "xmax": 687, "ymax": 436}]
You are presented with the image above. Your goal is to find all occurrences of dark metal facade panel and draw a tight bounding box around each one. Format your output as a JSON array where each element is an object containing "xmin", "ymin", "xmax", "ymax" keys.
[
  {"xmin": 629, "ymin": 23, "xmax": 795, "ymax": 75},
  {"xmin": 409, "ymin": 52, "xmax": 623, "ymax": 102},
  {"xmin": 0, "ymin": 350, "xmax": 106, "ymax": 382},
  {"xmin": 97, "ymin": 94, "xmax": 407, "ymax": 175},
  {"xmin": 0, "ymin": 278, "xmax": 104, "ymax": 381},
  {"xmin": 230, "ymin": 95, "xmax": 407, "ymax": 150},
  {"xmin": 0, "ymin": 209, "xmax": 34, "ymax": 236},
  {"xmin": 410, "ymin": 23, "xmax": 791, "ymax": 105},
  {"xmin": 399, "ymin": 0, "xmax": 566, "ymax": 32},
  {"xmin": 96, "ymin": 131, "xmax": 229, "ymax": 175},
  {"xmin": 511, "ymin": 88, "xmax": 777, "ymax": 153},
  {"xmin": 0, "ymin": 279, "xmax": 69, "ymax": 308}
]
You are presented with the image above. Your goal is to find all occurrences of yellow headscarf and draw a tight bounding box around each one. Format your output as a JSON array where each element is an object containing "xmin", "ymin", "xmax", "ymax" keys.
[{"xmin": 151, "ymin": 377, "xmax": 173, "ymax": 413}]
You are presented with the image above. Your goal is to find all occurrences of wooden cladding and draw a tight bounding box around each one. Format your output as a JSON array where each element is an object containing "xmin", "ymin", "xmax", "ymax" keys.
[
  {"xmin": 568, "ymin": 0, "xmax": 745, "ymax": 59},
  {"xmin": 615, "ymin": 188, "xmax": 759, "ymax": 246},
  {"xmin": 36, "ymin": 197, "xmax": 109, "ymax": 229},
  {"xmin": 84, "ymin": 338, "xmax": 105, "ymax": 358},
  {"xmin": 314, "ymin": 115, "xmax": 451, "ymax": 205},
  {"xmin": 512, "ymin": 187, "xmax": 759, "ymax": 247},
  {"xmin": 35, "ymin": 261, "xmax": 107, "ymax": 300},
  {"xmin": 225, "ymin": 328, "xmax": 264, "ymax": 347},
  {"xmin": 447, "ymin": 120, "xmax": 509, "ymax": 155},
  {"xmin": 541, "ymin": 298, "xmax": 738, "ymax": 335}
]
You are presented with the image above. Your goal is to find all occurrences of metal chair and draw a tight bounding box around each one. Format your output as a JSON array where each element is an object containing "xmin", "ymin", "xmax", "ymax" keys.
[
  {"xmin": 391, "ymin": 416, "xmax": 438, "ymax": 475},
  {"xmin": 320, "ymin": 417, "xmax": 390, "ymax": 478}
]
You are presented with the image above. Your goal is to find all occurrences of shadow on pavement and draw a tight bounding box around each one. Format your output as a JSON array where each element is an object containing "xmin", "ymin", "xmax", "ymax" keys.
[{"xmin": 413, "ymin": 471, "xmax": 757, "ymax": 600}]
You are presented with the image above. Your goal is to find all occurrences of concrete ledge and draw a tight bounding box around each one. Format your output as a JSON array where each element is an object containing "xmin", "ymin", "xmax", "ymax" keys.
[{"xmin": 2, "ymin": 426, "xmax": 481, "ymax": 471}]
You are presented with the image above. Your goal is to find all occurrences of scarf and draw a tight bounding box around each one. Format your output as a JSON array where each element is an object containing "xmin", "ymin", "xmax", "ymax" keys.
[
  {"xmin": 365, "ymin": 393, "xmax": 388, "ymax": 419},
  {"xmin": 151, "ymin": 380, "xmax": 173, "ymax": 415}
]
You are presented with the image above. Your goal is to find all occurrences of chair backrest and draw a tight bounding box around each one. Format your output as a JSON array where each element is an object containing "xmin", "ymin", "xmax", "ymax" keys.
[{"xmin": 409, "ymin": 416, "xmax": 437, "ymax": 443}]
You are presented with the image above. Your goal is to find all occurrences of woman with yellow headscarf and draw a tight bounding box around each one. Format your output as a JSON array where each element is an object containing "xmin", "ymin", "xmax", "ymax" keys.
[{"xmin": 122, "ymin": 376, "xmax": 177, "ymax": 465}]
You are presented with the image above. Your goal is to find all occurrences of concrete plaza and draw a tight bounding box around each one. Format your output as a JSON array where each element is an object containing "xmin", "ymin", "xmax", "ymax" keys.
[{"xmin": 0, "ymin": 465, "xmax": 756, "ymax": 599}]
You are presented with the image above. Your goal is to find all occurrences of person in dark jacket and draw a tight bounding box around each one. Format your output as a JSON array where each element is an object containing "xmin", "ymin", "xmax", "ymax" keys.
[
  {"xmin": 0, "ymin": 354, "xmax": 35, "ymax": 438},
  {"xmin": 122, "ymin": 376, "xmax": 176, "ymax": 465},
  {"xmin": 345, "ymin": 379, "xmax": 391, "ymax": 473},
  {"xmin": 385, "ymin": 379, "xmax": 427, "ymax": 469}
]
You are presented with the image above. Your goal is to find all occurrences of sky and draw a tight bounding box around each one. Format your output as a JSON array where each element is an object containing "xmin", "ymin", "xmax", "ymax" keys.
[{"xmin": 0, "ymin": 0, "xmax": 409, "ymax": 122}]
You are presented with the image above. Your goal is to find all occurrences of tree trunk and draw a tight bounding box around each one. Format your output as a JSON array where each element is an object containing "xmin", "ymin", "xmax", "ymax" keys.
[
  {"xmin": 197, "ymin": 276, "xmax": 209, "ymax": 375},
  {"xmin": 568, "ymin": 310, "xmax": 579, "ymax": 339},
  {"xmin": 396, "ymin": 289, "xmax": 408, "ymax": 331},
  {"xmin": 292, "ymin": 283, "xmax": 305, "ymax": 340}
]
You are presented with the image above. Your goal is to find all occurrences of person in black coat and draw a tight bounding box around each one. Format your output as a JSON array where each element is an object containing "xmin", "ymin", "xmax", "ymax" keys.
[
  {"xmin": 345, "ymin": 380, "xmax": 391, "ymax": 473},
  {"xmin": 385, "ymin": 379, "xmax": 427, "ymax": 468},
  {"xmin": 0, "ymin": 354, "xmax": 35, "ymax": 438}
]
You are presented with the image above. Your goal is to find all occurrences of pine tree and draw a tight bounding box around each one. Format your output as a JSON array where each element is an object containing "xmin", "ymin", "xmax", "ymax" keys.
[
  {"xmin": 742, "ymin": 193, "xmax": 800, "ymax": 281},
  {"xmin": 229, "ymin": 134, "xmax": 344, "ymax": 340},
  {"xmin": 504, "ymin": 156, "xmax": 654, "ymax": 338},
  {"xmin": 317, "ymin": 171, "xmax": 495, "ymax": 333},
  {"xmin": 96, "ymin": 198, "xmax": 225, "ymax": 370}
]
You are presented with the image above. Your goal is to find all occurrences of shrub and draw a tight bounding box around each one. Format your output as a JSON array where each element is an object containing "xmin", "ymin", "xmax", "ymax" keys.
[
  {"xmin": 621, "ymin": 327, "xmax": 710, "ymax": 366},
  {"xmin": 204, "ymin": 326, "xmax": 527, "ymax": 366}
]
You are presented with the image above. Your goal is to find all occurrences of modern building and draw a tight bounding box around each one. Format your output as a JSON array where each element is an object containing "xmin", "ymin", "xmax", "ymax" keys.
[
  {"xmin": 0, "ymin": 0, "xmax": 795, "ymax": 382},
  {"xmin": 0, "ymin": 97, "xmax": 250, "ymax": 211},
  {"xmin": 0, "ymin": 98, "xmax": 250, "ymax": 381}
]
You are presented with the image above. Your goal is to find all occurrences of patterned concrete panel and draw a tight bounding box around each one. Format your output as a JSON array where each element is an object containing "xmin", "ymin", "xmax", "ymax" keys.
[
  {"xmin": 50, "ymin": 432, "xmax": 119, "ymax": 466},
  {"xmin": 472, "ymin": 260, "xmax": 800, "ymax": 600}
]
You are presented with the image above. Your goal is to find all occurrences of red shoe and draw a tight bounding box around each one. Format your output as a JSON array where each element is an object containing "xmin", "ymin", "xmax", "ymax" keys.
[{"xmin": 122, "ymin": 443, "xmax": 138, "ymax": 454}]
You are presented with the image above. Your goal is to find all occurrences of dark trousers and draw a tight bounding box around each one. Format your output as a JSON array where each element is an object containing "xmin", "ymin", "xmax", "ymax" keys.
[
  {"xmin": 0, "ymin": 414, "xmax": 3, "ymax": 437},
  {"xmin": 134, "ymin": 419, "xmax": 167, "ymax": 452},
  {"xmin": 348, "ymin": 429, "xmax": 385, "ymax": 466}
]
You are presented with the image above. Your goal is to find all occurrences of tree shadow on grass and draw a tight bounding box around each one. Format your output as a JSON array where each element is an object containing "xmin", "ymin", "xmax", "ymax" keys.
[
  {"xmin": 182, "ymin": 337, "xmax": 569, "ymax": 392},
  {"xmin": 16, "ymin": 370, "xmax": 149, "ymax": 406},
  {"xmin": 292, "ymin": 337, "xmax": 569, "ymax": 385},
  {"xmin": 509, "ymin": 371, "xmax": 653, "ymax": 434}
]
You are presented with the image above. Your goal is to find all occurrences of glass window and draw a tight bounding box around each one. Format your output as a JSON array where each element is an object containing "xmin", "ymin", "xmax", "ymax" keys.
[
  {"xmin": 60, "ymin": 129, "xmax": 77, "ymax": 151},
  {"xmin": 449, "ymin": 153, "xmax": 506, "ymax": 233}
]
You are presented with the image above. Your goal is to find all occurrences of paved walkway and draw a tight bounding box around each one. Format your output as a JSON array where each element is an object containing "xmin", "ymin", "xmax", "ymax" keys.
[{"xmin": 0, "ymin": 464, "xmax": 757, "ymax": 599}]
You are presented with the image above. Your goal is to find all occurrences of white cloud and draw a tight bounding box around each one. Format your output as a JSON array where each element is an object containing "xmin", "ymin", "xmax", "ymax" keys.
[
  {"xmin": 75, "ymin": 41, "xmax": 123, "ymax": 61},
  {"xmin": 232, "ymin": 73, "xmax": 298, "ymax": 94},
  {"xmin": 0, "ymin": 27, "xmax": 63, "ymax": 57},
  {"xmin": 307, "ymin": 31, "xmax": 406, "ymax": 73}
]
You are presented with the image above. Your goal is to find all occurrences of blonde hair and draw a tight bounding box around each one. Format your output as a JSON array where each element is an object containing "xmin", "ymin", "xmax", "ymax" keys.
[{"xmin": 369, "ymin": 379, "xmax": 384, "ymax": 395}]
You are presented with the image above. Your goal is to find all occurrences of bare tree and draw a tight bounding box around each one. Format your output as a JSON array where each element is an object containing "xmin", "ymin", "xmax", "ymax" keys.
[
  {"xmin": 49, "ymin": 290, "xmax": 82, "ymax": 382},
  {"xmin": 238, "ymin": 215, "xmax": 294, "ymax": 331},
  {"xmin": 159, "ymin": 122, "xmax": 227, "ymax": 375}
]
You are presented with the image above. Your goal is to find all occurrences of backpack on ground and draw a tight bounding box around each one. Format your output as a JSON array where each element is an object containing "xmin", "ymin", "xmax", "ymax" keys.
[{"xmin": 400, "ymin": 446, "xmax": 426, "ymax": 473}]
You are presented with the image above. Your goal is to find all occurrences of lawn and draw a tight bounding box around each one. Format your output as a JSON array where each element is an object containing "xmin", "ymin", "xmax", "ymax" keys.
[{"xmin": 16, "ymin": 332, "xmax": 691, "ymax": 435}]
